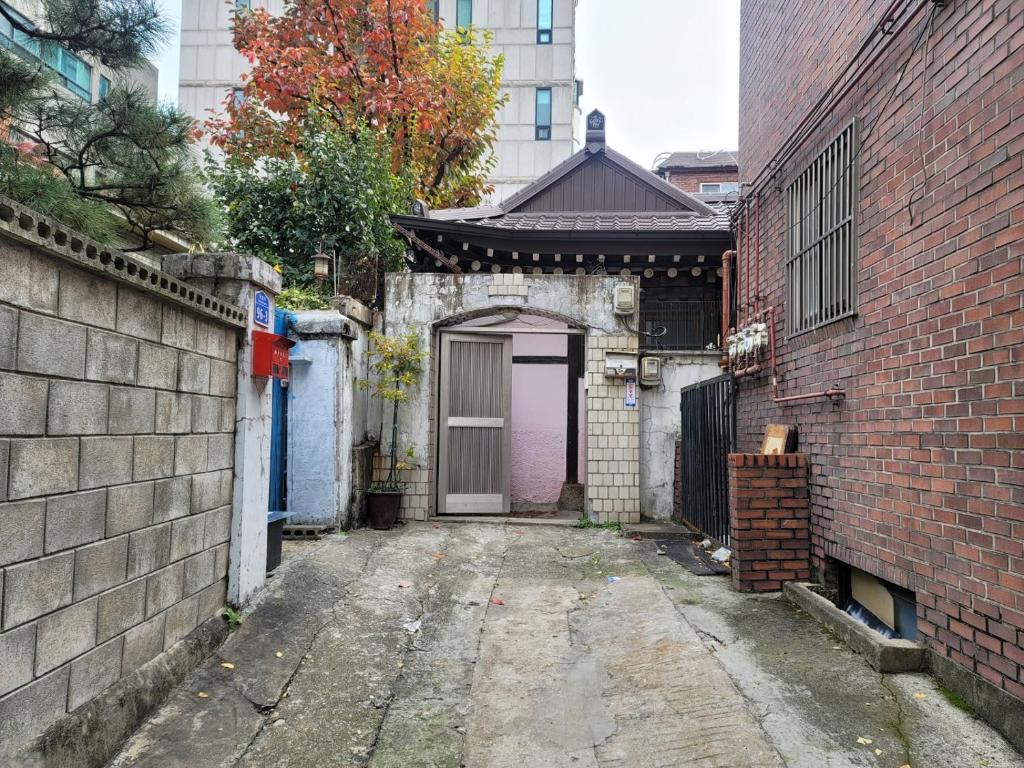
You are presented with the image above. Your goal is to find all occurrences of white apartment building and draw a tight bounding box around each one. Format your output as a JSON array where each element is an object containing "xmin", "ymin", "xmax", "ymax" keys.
[
  {"xmin": 0, "ymin": 0, "xmax": 158, "ymax": 105},
  {"xmin": 178, "ymin": 0, "xmax": 580, "ymax": 202}
]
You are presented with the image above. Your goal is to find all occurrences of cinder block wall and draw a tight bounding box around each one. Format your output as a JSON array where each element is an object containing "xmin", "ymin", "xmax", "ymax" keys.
[
  {"xmin": 0, "ymin": 228, "xmax": 240, "ymax": 751},
  {"xmin": 728, "ymin": 454, "xmax": 811, "ymax": 593}
]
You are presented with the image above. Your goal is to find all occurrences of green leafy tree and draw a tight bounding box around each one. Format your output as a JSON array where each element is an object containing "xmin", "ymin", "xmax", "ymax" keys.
[
  {"xmin": 0, "ymin": 0, "xmax": 218, "ymax": 249},
  {"xmin": 207, "ymin": 120, "xmax": 412, "ymax": 306}
]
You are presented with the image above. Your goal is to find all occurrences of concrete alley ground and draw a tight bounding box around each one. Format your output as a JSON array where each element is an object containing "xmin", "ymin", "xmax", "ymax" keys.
[{"xmin": 107, "ymin": 522, "xmax": 1023, "ymax": 768}]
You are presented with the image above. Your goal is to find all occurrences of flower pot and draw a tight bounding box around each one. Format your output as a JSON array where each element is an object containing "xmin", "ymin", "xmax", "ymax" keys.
[{"xmin": 367, "ymin": 490, "xmax": 402, "ymax": 530}]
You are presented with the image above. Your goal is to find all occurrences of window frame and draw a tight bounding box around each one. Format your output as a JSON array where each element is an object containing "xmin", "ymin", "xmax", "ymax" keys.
[
  {"xmin": 456, "ymin": 0, "xmax": 472, "ymax": 29},
  {"xmin": 535, "ymin": 87, "xmax": 552, "ymax": 141},
  {"xmin": 784, "ymin": 120, "xmax": 859, "ymax": 338},
  {"xmin": 0, "ymin": 2, "xmax": 92, "ymax": 101},
  {"xmin": 537, "ymin": 0, "xmax": 552, "ymax": 44},
  {"xmin": 700, "ymin": 182, "xmax": 739, "ymax": 194},
  {"xmin": 98, "ymin": 74, "xmax": 111, "ymax": 101}
]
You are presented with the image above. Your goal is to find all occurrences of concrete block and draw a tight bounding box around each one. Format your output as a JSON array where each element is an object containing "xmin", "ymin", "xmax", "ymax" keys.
[
  {"xmin": 0, "ymin": 371, "xmax": 48, "ymax": 435},
  {"xmin": 35, "ymin": 598, "xmax": 97, "ymax": 674},
  {"xmin": 176, "ymin": 352, "xmax": 210, "ymax": 394},
  {"xmin": 169, "ymin": 515, "xmax": 205, "ymax": 561},
  {"xmin": 183, "ymin": 549, "xmax": 216, "ymax": 596},
  {"xmin": 0, "ymin": 623, "xmax": 36, "ymax": 697},
  {"xmin": 68, "ymin": 636, "xmax": 124, "ymax": 711},
  {"xmin": 109, "ymin": 387, "xmax": 156, "ymax": 434},
  {"xmin": 155, "ymin": 391, "xmax": 192, "ymax": 433},
  {"xmin": 0, "ymin": 243, "xmax": 59, "ymax": 313},
  {"xmin": 0, "ymin": 305, "xmax": 17, "ymax": 369},
  {"xmin": 207, "ymin": 433, "xmax": 234, "ymax": 471},
  {"xmin": 145, "ymin": 562, "xmax": 183, "ymax": 618},
  {"xmin": 133, "ymin": 436, "xmax": 175, "ymax": 482},
  {"xmin": 121, "ymin": 614, "xmax": 165, "ymax": 675},
  {"xmin": 191, "ymin": 471, "xmax": 227, "ymax": 514},
  {"xmin": 161, "ymin": 306, "xmax": 196, "ymax": 350},
  {"xmin": 17, "ymin": 312, "xmax": 86, "ymax": 377},
  {"xmin": 138, "ymin": 342, "xmax": 178, "ymax": 390},
  {"xmin": 203, "ymin": 505, "xmax": 232, "ymax": 549},
  {"xmin": 213, "ymin": 543, "xmax": 229, "ymax": 580},
  {"xmin": 209, "ymin": 360, "xmax": 236, "ymax": 397},
  {"xmin": 45, "ymin": 490, "xmax": 107, "ymax": 554},
  {"xmin": 97, "ymin": 578, "xmax": 146, "ymax": 642},
  {"xmin": 0, "ymin": 500, "xmax": 44, "ymax": 565},
  {"xmin": 0, "ymin": 667, "xmax": 69, "ymax": 757},
  {"xmin": 78, "ymin": 436, "xmax": 133, "ymax": 490},
  {"xmin": 73, "ymin": 536, "xmax": 129, "ymax": 600},
  {"xmin": 47, "ymin": 380, "xmax": 109, "ymax": 435},
  {"xmin": 190, "ymin": 395, "xmax": 221, "ymax": 434},
  {"xmin": 106, "ymin": 482, "xmax": 154, "ymax": 536},
  {"xmin": 194, "ymin": 319, "xmax": 223, "ymax": 358},
  {"xmin": 223, "ymin": 328, "xmax": 239, "ymax": 362},
  {"xmin": 2, "ymin": 553, "xmax": 73, "ymax": 629},
  {"xmin": 126, "ymin": 523, "xmax": 171, "ymax": 580},
  {"xmin": 163, "ymin": 592, "xmax": 200, "ymax": 649},
  {"xmin": 196, "ymin": 579, "xmax": 227, "ymax": 623},
  {"xmin": 0, "ymin": 439, "xmax": 8, "ymax": 502},
  {"xmin": 8, "ymin": 438, "xmax": 79, "ymax": 500},
  {"xmin": 116, "ymin": 287, "xmax": 162, "ymax": 343},
  {"xmin": 219, "ymin": 397, "xmax": 236, "ymax": 433},
  {"xmin": 153, "ymin": 476, "xmax": 191, "ymax": 523},
  {"xmin": 174, "ymin": 435, "xmax": 207, "ymax": 476},
  {"xmin": 85, "ymin": 329, "xmax": 138, "ymax": 384},
  {"xmin": 58, "ymin": 267, "xmax": 117, "ymax": 329}
]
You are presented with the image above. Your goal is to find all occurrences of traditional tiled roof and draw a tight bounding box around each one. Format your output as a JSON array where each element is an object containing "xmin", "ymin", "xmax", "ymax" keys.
[
  {"xmin": 657, "ymin": 151, "xmax": 739, "ymax": 171},
  {"xmin": 464, "ymin": 205, "xmax": 732, "ymax": 233}
]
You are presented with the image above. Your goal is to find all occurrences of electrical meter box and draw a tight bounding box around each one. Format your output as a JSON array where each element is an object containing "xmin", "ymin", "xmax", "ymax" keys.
[
  {"xmin": 639, "ymin": 356, "xmax": 662, "ymax": 386},
  {"xmin": 252, "ymin": 330, "xmax": 296, "ymax": 381},
  {"xmin": 604, "ymin": 351, "xmax": 638, "ymax": 379},
  {"xmin": 613, "ymin": 284, "xmax": 636, "ymax": 316}
]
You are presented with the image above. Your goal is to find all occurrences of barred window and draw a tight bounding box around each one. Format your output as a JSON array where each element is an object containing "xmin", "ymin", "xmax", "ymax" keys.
[{"xmin": 785, "ymin": 122, "xmax": 857, "ymax": 335}]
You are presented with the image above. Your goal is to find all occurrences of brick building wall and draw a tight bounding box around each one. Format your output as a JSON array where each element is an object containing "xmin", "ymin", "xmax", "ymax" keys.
[
  {"xmin": 664, "ymin": 169, "xmax": 740, "ymax": 194},
  {"xmin": 737, "ymin": 0, "xmax": 1023, "ymax": 702},
  {"xmin": 0, "ymin": 205, "xmax": 243, "ymax": 753}
]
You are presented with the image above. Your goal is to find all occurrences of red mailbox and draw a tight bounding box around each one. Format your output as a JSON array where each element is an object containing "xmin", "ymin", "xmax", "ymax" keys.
[{"xmin": 251, "ymin": 330, "xmax": 295, "ymax": 381}]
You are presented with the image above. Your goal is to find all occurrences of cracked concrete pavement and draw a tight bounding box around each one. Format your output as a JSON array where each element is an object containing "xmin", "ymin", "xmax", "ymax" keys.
[{"xmin": 106, "ymin": 522, "xmax": 1023, "ymax": 768}]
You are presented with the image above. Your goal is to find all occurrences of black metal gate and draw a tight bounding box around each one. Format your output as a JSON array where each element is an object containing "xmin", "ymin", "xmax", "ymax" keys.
[{"xmin": 677, "ymin": 374, "xmax": 735, "ymax": 544}]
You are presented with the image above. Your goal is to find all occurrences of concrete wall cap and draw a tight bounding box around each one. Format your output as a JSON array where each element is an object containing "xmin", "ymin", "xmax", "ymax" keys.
[
  {"xmin": 290, "ymin": 310, "xmax": 356, "ymax": 339},
  {"xmin": 0, "ymin": 196, "xmax": 246, "ymax": 328},
  {"xmin": 161, "ymin": 253, "xmax": 282, "ymax": 294}
]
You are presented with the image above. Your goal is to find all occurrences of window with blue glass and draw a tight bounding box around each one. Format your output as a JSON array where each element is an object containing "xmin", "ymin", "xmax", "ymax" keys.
[
  {"xmin": 537, "ymin": 0, "xmax": 552, "ymax": 43},
  {"xmin": 535, "ymin": 88, "xmax": 551, "ymax": 141},
  {"xmin": 98, "ymin": 75, "xmax": 111, "ymax": 101},
  {"xmin": 0, "ymin": 2, "xmax": 93, "ymax": 101},
  {"xmin": 456, "ymin": 0, "xmax": 472, "ymax": 29},
  {"xmin": 235, "ymin": 0, "xmax": 251, "ymax": 9},
  {"xmin": 427, "ymin": 0, "xmax": 439, "ymax": 21}
]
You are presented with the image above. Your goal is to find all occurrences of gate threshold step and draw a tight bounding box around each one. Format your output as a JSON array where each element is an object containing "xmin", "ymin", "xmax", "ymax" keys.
[
  {"xmin": 621, "ymin": 521, "xmax": 697, "ymax": 540},
  {"xmin": 282, "ymin": 525, "xmax": 334, "ymax": 540}
]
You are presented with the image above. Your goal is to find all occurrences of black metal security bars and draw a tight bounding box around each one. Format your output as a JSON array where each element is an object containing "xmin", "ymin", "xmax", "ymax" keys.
[
  {"xmin": 641, "ymin": 300, "xmax": 722, "ymax": 351},
  {"xmin": 677, "ymin": 374, "xmax": 735, "ymax": 544}
]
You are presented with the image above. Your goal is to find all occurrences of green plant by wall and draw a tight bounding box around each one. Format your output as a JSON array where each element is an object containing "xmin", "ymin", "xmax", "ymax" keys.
[{"xmin": 358, "ymin": 332, "xmax": 426, "ymax": 492}]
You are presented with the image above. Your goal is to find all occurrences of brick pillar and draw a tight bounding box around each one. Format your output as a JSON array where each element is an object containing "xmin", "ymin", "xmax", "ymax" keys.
[{"xmin": 728, "ymin": 453, "xmax": 811, "ymax": 593}]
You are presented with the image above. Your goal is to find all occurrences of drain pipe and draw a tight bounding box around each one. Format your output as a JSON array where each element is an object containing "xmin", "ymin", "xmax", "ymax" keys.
[
  {"xmin": 720, "ymin": 250, "xmax": 734, "ymax": 368},
  {"xmin": 767, "ymin": 306, "xmax": 845, "ymax": 403}
]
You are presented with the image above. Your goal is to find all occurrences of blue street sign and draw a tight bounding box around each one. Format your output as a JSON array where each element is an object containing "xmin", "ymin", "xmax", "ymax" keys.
[{"xmin": 254, "ymin": 290, "xmax": 271, "ymax": 327}]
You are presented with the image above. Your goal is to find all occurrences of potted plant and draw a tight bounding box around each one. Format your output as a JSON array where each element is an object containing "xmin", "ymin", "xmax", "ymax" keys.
[{"xmin": 359, "ymin": 331, "xmax": 425, "ymax": 529}]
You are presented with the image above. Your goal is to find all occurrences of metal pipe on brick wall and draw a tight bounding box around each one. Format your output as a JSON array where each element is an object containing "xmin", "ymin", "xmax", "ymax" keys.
[
  {"xmin": 721, "ymin": 250, "xmax": 733, "ymax": 367},
  {"xmin": 755, "ymin": 192, "xmax": 761, "ymax": 313},
  {"xmin": 766, "ymin": 306, "xmax": 845, "ymax": 404}
]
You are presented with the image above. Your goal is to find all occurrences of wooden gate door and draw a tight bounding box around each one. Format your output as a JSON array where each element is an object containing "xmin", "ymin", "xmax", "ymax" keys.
[{"xmin": 438, "ymin": 332, "xmax": 513, "ymax": 515}]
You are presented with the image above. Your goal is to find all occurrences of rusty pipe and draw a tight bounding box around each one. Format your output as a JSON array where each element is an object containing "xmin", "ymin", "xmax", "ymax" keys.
[
  {"xmin": 767, "ymin": 305, "xmax": 845, "ymax": 403},
  {"xmin": 754, "ymin": 192, "xmax": 761, "ymax": 313},
  {"xmin": 721, "ymin": 250, "xmax": 733, "ymax": 348}
]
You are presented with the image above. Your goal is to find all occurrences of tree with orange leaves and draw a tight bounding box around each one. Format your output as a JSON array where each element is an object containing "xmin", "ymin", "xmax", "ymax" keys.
[{"xmin": 208, "ymin": 0, "xmax": 506, "ymax": 209}]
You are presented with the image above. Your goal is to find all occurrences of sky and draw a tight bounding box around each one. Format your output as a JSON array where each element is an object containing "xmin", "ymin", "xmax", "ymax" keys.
[
  {"xmin": 150, "ymin": 0, "xmax": 741, "ymax": 169},
  {"xmin": 576, "ymin": 0, "xmax": 739, "ymax": 168}
]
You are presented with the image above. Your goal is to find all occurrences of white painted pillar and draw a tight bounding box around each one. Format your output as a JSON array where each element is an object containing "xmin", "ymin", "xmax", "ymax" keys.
[{"xmin": 161, "ymin": 253, "xmax": 282, "ymax": 606}]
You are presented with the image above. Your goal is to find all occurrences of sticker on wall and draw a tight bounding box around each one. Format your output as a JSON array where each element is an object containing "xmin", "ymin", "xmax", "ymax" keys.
[
  {"xmin": 254, "ymin": 290, "xmax": 271, "ymax": 327},
  {"xmin": 625, "ymin": 376, "xmax": 637, "ymax": 408}
]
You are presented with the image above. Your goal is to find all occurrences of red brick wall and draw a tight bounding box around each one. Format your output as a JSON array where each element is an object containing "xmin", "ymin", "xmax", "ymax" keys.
[
  {"xmin": 737, "ymin": 0, "xmax": 1024, "ymax": 699},
  {"xmin": 729, "ymin": 454, "xmax": 812, "ymax": 593},
  {"xmin": 665, "ymin": 169, "xmax": 740, "ymax": 194}
]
